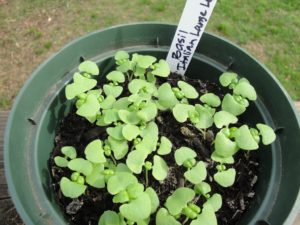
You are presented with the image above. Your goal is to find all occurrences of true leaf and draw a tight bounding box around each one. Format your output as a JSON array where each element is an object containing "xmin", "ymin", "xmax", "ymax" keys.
[
  {"xmin": 214, "ymin": 132, "xmax": 238, "ymax": 157},
  {"xmin": 103, "ymin": 85, "xmax": 123, "ymax": 98},
  {"xmin": 86, "ymin": 164, "xmax": 105, "ymax": 188},
  {"xmin": 108, "ymin": 136, "xmax": 129, "ymax": 160},
  {"xmin": 99, "ymin": 210, "xmax": 122, "ymax": 225},
  {"xmin": 172, "ymin": 104, "xmax": 194, "ymax": 123},
  {"xmin": 61, "ymin": 146, "xmax": 77, "ymax": 159},
  {"xmin": 118, "ymin": 110, "xmax": 140, "ymax": 125},
  {"xmin": 204, "ymin": 193, "xmax": 222, "ymax": 212},
  {"xmin": 152, "ymin": 155, "xmax": 169, "ymax": 181},
  {"xmin": 222, "ymin": 94, "xmax": 246, "ymax": 116},
  {"xmin": 126, "ymin": 149, "xmax": 148, "ymax": 174},
  {"xmin": 152, "ymin": 60, "xmax": 170, "ymax": 77},
  {"xmin": 54, "ymin": 156, "xmax": 68, "ymax": 167},
  {"xmin": 120, "ymin": 192, "xmax": 152, "ymax": 221},
  {"xmin": 60, "ymin": 177, "xmax": 86, "ymax": 198},
  {"xmin": 68, "ymin": 158, "xmax": 93, "ymax": 176},
  {"xmin": 177, "ymin": 81, "xmax": 199, "ymax": 99},
  {"xmin": 200, "ymin": 93, "xmax": 221, "ymax": 107},
  {"xmin": 157, "ymin": 136, "xmax": 172, "ymax": 155},
  {"xmin": 214, "ymin": 168, "xmax": 236, "ymax": 188},
  {"xmin": 155, "ymin": 208, "xmax": 181, "ymax": 225},
  {"xmin": 184, "ymin": 161, "xmax": 207, "ymax": 184},
  {"xmin": 256, "ymin": 123, "xmax": 276, "ymax": 145},
  {"xmin": 214, "ymin": 111, "xmax": 238, "ymax": 128},
  {"xmin": 107, "ymin": 71, "xmax": 125, "ymax": 83},
  {"xmin": 107, "ymin": 125, "xmax": 124, "ymax": 141},
  {"xmin": 219, "ymin": 72, "xmax": 238, "ymax": 87},
  {"xmin": 165, "ymin": 187, "xmax": 195, "ymax": 216},
  {"xmin": 234, "ymin": 125, "xmax": 259, "ymax": 150},
  {"xmin": 174, "ymin": 147, "xmax": 197, "ymax": 166},
  {"xmin": 107, "ymin": 172, "xmax": 138, "ymax": 195},
  {"xmin": 157, "ymin": 83, "xmax": 178, "ymax": 109},
  {"xmin": 99, "ymin": 95, "xmax": 116, "ymax": 110},
  {"xmin": 79, "ymin": 61, "xmax": 99, "ymax": 75},
  {"xmin": 84, "ymin": 139, "xmax": 106, "ymax": 164},
  {"xmin": 190, "ymin": 204, "xmax": 217, "ymax": 225},
  {"xmin": 76, "ymin": 93, "xmax": 100, "ymax": 118},
  {"xmin": 145, "ymin": 187, "xmax": 159, "ymax": 213},
  {"xmin": 122, "ymin": 124, "xmax": 140, "ymax": 141},
  {"xmin": 233, "ymin": 81, "xmax": 257, "ymax": 101}
]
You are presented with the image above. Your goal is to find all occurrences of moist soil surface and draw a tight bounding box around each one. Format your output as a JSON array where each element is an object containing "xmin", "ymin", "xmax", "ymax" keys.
[{"xmin": 49, "ymin": 75, "xmax": 259, "ymax": 225}]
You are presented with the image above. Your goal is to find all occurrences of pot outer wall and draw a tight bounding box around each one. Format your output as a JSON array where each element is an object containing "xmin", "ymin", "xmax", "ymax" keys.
[{"xmin": 4, "ymin": 23, "xmax": 300, "ymax": 225}]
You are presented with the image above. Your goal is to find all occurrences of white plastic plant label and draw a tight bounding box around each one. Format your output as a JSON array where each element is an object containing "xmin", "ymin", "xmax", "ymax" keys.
[{"xmin": 166, "ymin": 0, "xmax": 217, "ymax": 75}]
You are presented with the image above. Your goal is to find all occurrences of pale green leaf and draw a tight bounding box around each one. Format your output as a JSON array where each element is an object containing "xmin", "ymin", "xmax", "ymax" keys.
[
  {"xmin": 234, "ymin": 125, "xmax": 259, "ymax": 150},
  {"xmin": 219, "ymin": 72, "xmax": 238, "ymax": 87},
  {"xmin": 136, "ymin": 134, "xmax": 158, "ymax": 154},
  {"xmin": 184, "ymin": 161, "xmax": 207, "ymax": 184},
  {"xmin": 214, "ymin": 132, "xmax": 238, "ymax": 157},
  {"xmin": 68, "ymin": 158, "xmax": 93, "ymax": 176},
  {"xmin": 107, "ymin": 125, "xmax": 124, "ymax": 141},
  {"xmin": 204, "ymin": 193, "xmax": 222, "ymax": 212},
  {"xmin": 103, "ymin": 85, "xmax": 123, "ymax": 98},
  {"xmin": 103, "ymin": 109, "xmax": 119, "ymax": 124},
  {"xmin": 193, "ymin": 104, "xmax": 214, "ymax": 129},
  {"xmin": 145, "ymin": 187, "xmax": 159, "ymax": 213},
  {"xmin": 115, "ymin": 51, "xmax": 129, "ymax": 61},
  {"xmin": 126, "ymin": 150, "xmax": 148, "ymax": 174},
  {"xmin": 152, "ymin": 60, "xmax": 170, "ymax": 77},
  {"xmin": 107, "ymin": 71, "xmax": 125, "ymax": 83},
  {"xmin": 256, "ymin": 123, "xmax": 276, "ymax": 145},
  {"xmin": 99, "ymin": 95, "xmax": 116, "ymax": 110},
  {"xmin": 127, "ymin": 183, "xmax": 144, "ymax": 199},
  {"xmin": 108, "ymin": 136, "xmax": 129, "ymax": 160},
  {"xmin": 113, "ymin": 97, "xmax": 131, "ymax": 110},
  {"xmin": 200, "ymin": 93, "xmax": 221, "ymax": 107},
  {"xmin": 157, "ymin": 136, "xmax": 172, "ymax": 155},
  {"xmin": 113, "ymin": 190, "xmax": 130, "ymax": 203},
  {"xmin": 140, "ymin": 121, "xmax": 158, "ymax": 138},
  {"xmin": 136, "ymin": 55, "xmax": 157, "ymax": 69},
  {"xmin": 118, "ymin": 110, "xmax": 140, "ymax": 125},
  {"xmin": 86, "ymin": 164, "xmax": 105, "ymax": 188},
  {"xmin": 128, "ymin": 79, "xmax": 156, "ymax": 94},
  {"xmin": 234, "ymin": 81, "xmax": 257, "ymax": 101},
  {"xmin": 214, "ymin": 111, "xmax": 238, "ymax": 128},
  {"xmin": 84, "ymin": 139, "xmax": 106, "ymax": 164},
  {"xmin": 107, "ymin": 172, "xmax": 138, "ymax": 195},
  {"xmin": 54, "ymin": 156, "xmax": 68, "ymax": 167},
  {"xmin": 157, "ymin": 83, "xmax": 178, "ymax": 109},
  {"xmin": 60, "ymin": 177, "xmax": 86, "ymax": 198},
  {"xmin": 152, "ymin": 155, "xmax": 169, "ymax": 181},
  {"xmin": 61, "ymin": 146, "xmax": 77, "ymax": 159},
  {"xmin": 172, "ymin": 104, "xmax": 194, "ymax": 123},
  {"xmin": 194, "ymin": 182, "xmax": 211, "ymax": 195},
  {"xmin": 79, "ymin": 61, "xmax": 99, "ymax": 75},
  {"xmin": 137, "ymin": 102, "xmax": 158, "ymax": 122},
  {"xmin": 190, "ymin": 204, "xmax": 217, "ymax": 225},
  {"xmin": 165, "ymin": 187, "xmax": 195, "ymax": 216},
  {"xmin": 211, "ymin": 151, "xmax": 234, "ymax": 164},
  {"xmin": 76, "ymin": 93, "xmax": 100, "ymax": 118},
  {"xmin": 155, "ymin": 208, "xmax": 181, "ymax": 225},
  {"xmin": 122, "ymin": 124, "xmax": 140, "ymax": 141},
  {"xmin": 214, "ymin": 168, "xmax": 236, "ymax": 188},
  {"xmin": 174, "ymin": 147, "xmax": 197, "ymax": 166},
  {"xmin": 177, "ymin": 81, "xmax": 199, "ymax": 99},
  {"xmin": 221, "ymin": 94, "xmax": 246, "ymax": 116}
]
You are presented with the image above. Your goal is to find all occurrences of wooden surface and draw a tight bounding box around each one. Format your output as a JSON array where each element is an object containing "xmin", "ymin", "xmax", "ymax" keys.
[{"xmin": 1, "ymin": 103, "xmax": 300, "ymax": 225}]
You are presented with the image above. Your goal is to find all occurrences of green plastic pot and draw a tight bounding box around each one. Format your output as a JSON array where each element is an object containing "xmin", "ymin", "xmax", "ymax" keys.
[{"xmin": 4, "ymin": 23, "xmax": 300, "ymax": 225}]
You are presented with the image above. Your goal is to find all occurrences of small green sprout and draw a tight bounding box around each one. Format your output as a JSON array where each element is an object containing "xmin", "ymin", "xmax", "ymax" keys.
[
  {"xmin": 126, "ymin": 149, "xmax": 148, "ymax": 174},
  {"xmin": 234, "ymin": 125, "xmax": 259, "ymax": 150},
  {"xmin": 157, "ymin": 83, "xmax": 178, "ymax": 109},
  {"xmin": 190, "ymin": 204, "xmax": 217, "ymax": 225},
  {"xmin": 213, "ymin": 111, "xmax": 238, "ymax": 128},
  {"xmin": 68, "ymin": 158, "xmax": 93, "ymax": 176},
  {"xmin": 103, "ymin": 84, "xmax": 123, "ymax": 98},
  {"xmin": 177, "ymin": 81, "xmax": 199, "ymax": 99},
  {"xmin": 152, "ymin": 155, "xmax": 169, "ymax": 181},
  {"xmin": 199, "ymin": 93, "xmax": 221, "ymax": 108},
  {"xmin": 99, "ymin": 210, "xmax": 124, "ymax": 225},
  {"xmin": 184, "ymin": 161, "xmax": 207, "ymax": 184},
  {"xmin": 194, "ymin": 182, "xmax": 211, "ymax": 198},
  {"xmin": 156, "ymin": 208, "xmax": 181, "ymax": 225},
  {"xmin": 122, "ymin": 124, "xmax": 140, "ymax": 141},
  {"xmin": 172, "ymin": 103, "xmax": 194, "ymax": 123},
  {"xmin": 151, "ymin": 59, "xmax": 171, "ymax": 77},
  {"xmin": 204, "ymin": 193, "xmax": 222, "ymax": 212},
  {"xmin": 84, "ymin": 139, "xmax": 106, "ymax": 164},
  {"xmin": 214, "ymin": 167, "xmax": 236, "ymax": 188},
  {"xmin": 107, "ymin": 172, "xmax": 138, "ymax": 195},
  {"xmin": 174, "ymin": 147, "xmax": 197, "ymax": 167},
  {"xmin": 107, "ymin": 136, "xmax": 129, "ymax": 160},
  {"xmin": 219, "ymin": 72, "xmax": 238, "ymax": 87},
  {"xmin": 256, "ymin": 123, "xmax": 276, "ymax": 145},
  {"xmin": 157, "ymin": 136, "xmax": 172, "ymax": 155},
  {"xmin": 60, "ymin": 177, "xmax": 87, "ymax": 198},
  {"xmin": 106, "ymin": 71, "xmax": 125, "ymax": 83},
  {"xmin": 54, "ymin": 146, "xmax": 77, "ymax": 167},
  {"xmin": 214, "ymin": 130, "xmax": 239, "ymax": 158},
  {"xmin": 78, "ymin": 60, "xmax": 99, "ymax": 76}
]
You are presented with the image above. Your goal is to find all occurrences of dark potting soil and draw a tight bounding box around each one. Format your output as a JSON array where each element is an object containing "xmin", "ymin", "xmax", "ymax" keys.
[{"xmin": 49, "ymin": 75, "xmax": 259, "ymax": 225}]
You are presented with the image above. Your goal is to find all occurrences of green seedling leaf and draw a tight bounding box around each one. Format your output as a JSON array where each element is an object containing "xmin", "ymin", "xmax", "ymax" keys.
[
  {"xmin": 214, "ymin": 168, "xmax": 236, "ymax": 188},
  {"xmin": 256, "ymin": 123, "xmax": 276, "ymax": 145},
  {"xmin": 234, "ymin": 81, "xmax": 257, "ymax": 100},
  {"xmin": 137, "ymin": 102, "xmax": 158, "ymax": 122},
  {"xmin": 79, "ymin": 61, "xmax": 99, "ymax": 75},
  {"xmin": 136, "ymin": 134, "xmax": 159, "ymax": 154},
  {"xmin": 145, "ymin": 187, "xmax": 159, "ymax": 213},
  {"xmin": 157, "ymin": 136, "xmax": 172, "ymax": 155},
  {"xmin": 108, "ymin": 136, "xmax": 128, "ymax": 160},
  {"xmin": 128, "ymin": 79, "xmax": 152, "ymax": 94},
  {"xmin": 234, "ymin": 125, "xmax": 259, "ymax": 150},
  {"xmin": 219, "ymin": 72, "xmax": 238, "ymax": 87},
  {"xmin": 190, "ymin": 204, "xmax": 217, "ymax": 225},
  {"xmin": 222, "ymin": 94, "xmax": 246, "ymax": 116},
  {"xmin": 177, "ymin": 81, "xmax": 199, "ymax": 99},
  {"xmin": 107, "ymin": 125, "xmax": 124, "ymax": 141},
  {"xmin": 120, "ymin": 192, "xmax": 152, "ymax": 222},
  {"xmin": 137, "ymin": 55, "xmax": 157, "ymax": 69},
  {"xmin": 134, "ymin": 66, "xmax": 146, "ymax": 78},
  {"xmin": 61, "ymin": 146, "xmax": 77, "ymax": 159},
  {"xmin": 86, "ymin": 164, "xmax": 105, "ymax": 188},
  {"xmin": 116, "ymin": 163, "xmax": 131, "ymax": 173},
  {"xmin": 122, "ymin": 124, "xmax": 140, "ymax": 141},
  {"xmin": 127, "ymin": 183, "xmax": 144, "ymax": 199},
  {"xmin": 204, "ymin": 193, "xmax": 222, "ymax": 212},
  {"xmin": 107, "ymin": 172, "xmax": 138, "ymax": 195},
  {"xmin": 172, "ymin": 103, "xmax": 194, "ymax": 123},
  {"xmin": 115, "ymin": 51, "xmax": 130, "ymax": 61},
  {"xmin": 193, "ymin": 104, "xmax": 214, "ymax": 129},
  {"xmin": 174, "ymin": 147, "xmax": 197, "ymax": 166},
  {"xmin": 65, "ymin": 73, "xmax": 97, "ymax": 100},
  {"xmin": 214, "ymin": 111, "xmax": 238, "ymax": 128},
  {"xmin": 194, "ymin": 182, "xmax": 211, "ymax": 196},
  {"xmin": 152, "ymin": 155, "xmax": 169, "ymax": 181},
  {"xmin": 157, "ymin": 83, "xmax": 178, "ymax": 109},
  {"xmin": 107, "ymin": 71, "xmax": 125, "ymax": 83},
  {"xmin": 103, "ymin": 109, "xmax": 119, "ymax": 124},
  {"xmin": 152, "ymin": 60, "xmax": 170, "ymax": 77},
  {"xmin": 184, "ymin": 161, "xmax": 207, "ymax": 184},
  {"xmin": 113, "ymin": 97, "xmax": 131, "ymax": 110},
  {"xmin": 126, "ymin": 150, "xmax": 148, "ymax": 174},
  {"xmin": 118, "ymin": 110, "xmax": 140, "ymax": 125},
  {"xmin": 103, "ymin": 85, "xmax": 123, "ymax": 98},
  {"xmin": 140, "ymin": 121, "xmax": 158, "ymax": 138},
  {"xmin": 54, "ymin": 156, "xmax": 68, "ymax": 167},
  {"xmin": 214, "ymin": 132, "xmax": 238, "ymax": 157},
  {"xmin": 113, "ymin": 190, "xmax": 130, "ymax": 203},
  {"xmin": 99, "ymin": 210, "xmax": 122, "ymax": 225},
  {"xmin": 76, "ymin": 93, "xmax": 100, "ymax": 118},
  {"xmin": 68, "ymin": 158, "xmax": 93, "ymax": 176},
  {"xmin": 117, "ymin": 60, "xmax": 132, "ymax": 73},
  {"xmin": 200, "ymin": 93, "xmax": 221, "ymax": 107},
  {"xmin": 165, "ymin": 187, "xmax": 195, "ymax": 216},
  {"xmin": 155, "ymin": 208, "xmax": 181, "ymax": 225},
  {"xmin": 211, "ymin": 151, "xmax": 234, "ymax": 164},
  {"xmin": 99, "ymin": 95, "xmax": 116, "ymax": 110},
  {"xmin": 84, "ymin": 139, "xmax": 106, "ymax": 164},
  {"xmin": 60, "ymin": 177, "xmax": 86, "ymax": 198}
]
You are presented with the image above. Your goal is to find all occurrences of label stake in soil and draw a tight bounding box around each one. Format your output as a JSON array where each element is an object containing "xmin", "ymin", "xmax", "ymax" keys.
[{"xmin": 166, "ymin": 0, "xmax": 217, "ymax": 76}]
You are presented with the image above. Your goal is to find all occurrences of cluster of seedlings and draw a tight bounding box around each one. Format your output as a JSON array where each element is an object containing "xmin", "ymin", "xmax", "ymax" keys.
[{"xmin": 53, "ymin": 51, "xmax": 276, "ymax": 225}]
